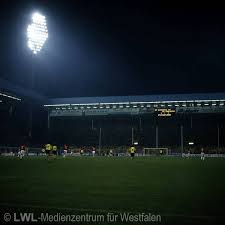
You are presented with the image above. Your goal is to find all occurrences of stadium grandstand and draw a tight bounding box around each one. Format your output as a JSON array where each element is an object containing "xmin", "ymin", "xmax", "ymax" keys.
[
  {"xmin": 0, "ymin": 76, "xmax": 225, "ymax": 156},
  {"xmin": 43, "ymin": 92, "xmax": 225, "ymax": 154},
  {"xmin": 1, "ymin": 77, "xmax": 225, "ymax": 155}
]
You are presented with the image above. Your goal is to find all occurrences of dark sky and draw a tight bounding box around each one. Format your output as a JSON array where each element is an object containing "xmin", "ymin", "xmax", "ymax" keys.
[{"xmin": 1, "ymin": 1, "xmax": 225, "ymax": 98}]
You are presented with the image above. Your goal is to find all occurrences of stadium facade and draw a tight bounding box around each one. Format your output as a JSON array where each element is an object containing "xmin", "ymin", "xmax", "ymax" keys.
[
  {"xmin": 1, "ymin": 78, "xmax": 225, "ymax": 151},
  {"xmin": 45, "ymin": 92, "xmax": 225, "ymax": 117}
]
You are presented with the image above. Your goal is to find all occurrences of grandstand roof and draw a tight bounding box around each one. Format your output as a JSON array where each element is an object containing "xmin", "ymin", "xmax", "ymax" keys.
[
  {"xmin": 47, "ymin": 92, "xmax": 225, "ymax": 105},
  {"xmin": 1, "ymin": 77, "xmax": 225, "ymax": 105},
  {"xmin": 0, "ymin": 78, "xmax": 47, "ymax": 103}
]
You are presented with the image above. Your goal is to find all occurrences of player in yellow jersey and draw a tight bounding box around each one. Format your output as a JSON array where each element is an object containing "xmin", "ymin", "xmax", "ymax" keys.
[
  {"xmin": 52, "ymin": 145, "xmax": 57, "ymax": 159},
  {"xmin": 45, "ymin": 143, "xmax": 52, "ymax": 159},
  {"xmin": 129, "ymin": 145, "xmax": 136, "ymax": 159}
]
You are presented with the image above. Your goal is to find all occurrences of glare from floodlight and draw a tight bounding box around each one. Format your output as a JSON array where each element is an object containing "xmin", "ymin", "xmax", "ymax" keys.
[{"xmin": 27, "ymin": 12, "xmax": 48, "ymax": 54}]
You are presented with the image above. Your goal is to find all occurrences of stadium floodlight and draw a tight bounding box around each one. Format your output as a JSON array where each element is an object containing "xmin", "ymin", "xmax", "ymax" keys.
[{"xmin": 27, "ymin": 12, "xmax": 48, "ymax": 54}]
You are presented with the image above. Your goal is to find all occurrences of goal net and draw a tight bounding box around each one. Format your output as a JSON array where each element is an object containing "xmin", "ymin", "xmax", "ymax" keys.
[{"xmin": 143, "ymin": 148, "xmax": 168, "ymax": 156}]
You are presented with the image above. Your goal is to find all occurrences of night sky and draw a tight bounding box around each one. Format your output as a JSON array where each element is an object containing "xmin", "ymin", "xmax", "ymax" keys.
[{"xmin": 1, "ymin": 1, "xmax": 225, "ymax": 98}]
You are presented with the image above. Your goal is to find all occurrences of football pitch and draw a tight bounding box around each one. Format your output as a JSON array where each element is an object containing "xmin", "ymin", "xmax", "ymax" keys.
[{"xmin": 0, "ymin": 156, "xmax": 225, "ymax": 224}]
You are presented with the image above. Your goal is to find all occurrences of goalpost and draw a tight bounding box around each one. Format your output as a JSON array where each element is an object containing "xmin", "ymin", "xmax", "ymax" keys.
[{"xmin": 143, "ymin": 148, "xmax": 169, "ymax": 156}]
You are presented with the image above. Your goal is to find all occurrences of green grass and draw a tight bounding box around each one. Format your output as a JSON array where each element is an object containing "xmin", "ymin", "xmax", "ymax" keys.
[{"xmin": 0, "ymin": 156, "xmax": 225, "ymax": 224}]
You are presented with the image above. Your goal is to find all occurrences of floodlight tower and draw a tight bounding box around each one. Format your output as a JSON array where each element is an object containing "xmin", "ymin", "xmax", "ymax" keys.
[{"xmin": 27, "ymin": 12, "xmax": 48, "ymax": 138}]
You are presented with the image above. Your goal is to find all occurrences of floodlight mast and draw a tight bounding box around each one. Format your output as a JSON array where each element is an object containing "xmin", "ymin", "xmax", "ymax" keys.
[{"xmin": 27, "ymin": 12, "xmax": 48, "ymax": 138}]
